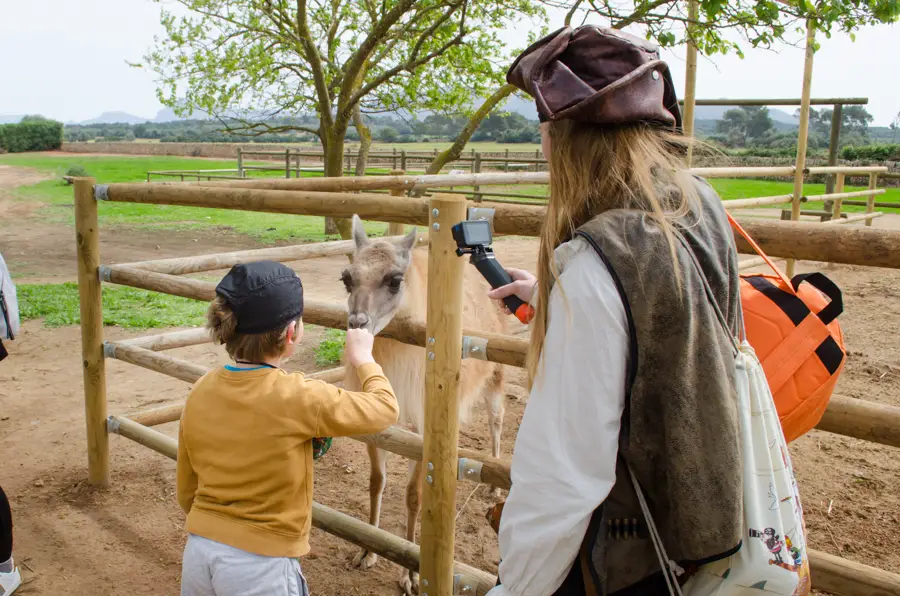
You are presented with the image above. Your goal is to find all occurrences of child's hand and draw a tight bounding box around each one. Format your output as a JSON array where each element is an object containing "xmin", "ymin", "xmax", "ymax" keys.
[{"xmin": 346, "ymin": 328, "xmax": 375, "ymax": 367}]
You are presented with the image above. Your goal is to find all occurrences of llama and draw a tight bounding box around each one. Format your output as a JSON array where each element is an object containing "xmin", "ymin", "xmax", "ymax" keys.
[{"xmin": 340, "ymin": 215, "xmax": 508, "ymax": 595}]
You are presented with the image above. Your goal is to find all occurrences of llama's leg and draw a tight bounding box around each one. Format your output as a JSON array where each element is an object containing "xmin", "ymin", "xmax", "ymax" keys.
[
  {"xmin": 483, "ymin": 367, "xmax": 506, "ymax": 498},
  {"xmin": 398, "ymin": 459, "xmax": 423, "ymax": 596},
  {"xmin": 350, "ymin": 444, "xmax": 388, "ymax": 570}
]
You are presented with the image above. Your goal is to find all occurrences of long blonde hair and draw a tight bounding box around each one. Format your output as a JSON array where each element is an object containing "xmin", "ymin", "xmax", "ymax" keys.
[{"xmin": 527, "ymin": 121, "xmax": 699, "ymax": 387}]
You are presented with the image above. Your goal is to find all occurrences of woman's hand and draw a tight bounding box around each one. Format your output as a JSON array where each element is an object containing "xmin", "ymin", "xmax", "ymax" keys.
[
  {"xmin": 345, "ymin": 328, "xmax": 375, "ymax": 367},
  {"xmin": 488, "ymin": 268, "xmax": 537, "ymax": 311}
]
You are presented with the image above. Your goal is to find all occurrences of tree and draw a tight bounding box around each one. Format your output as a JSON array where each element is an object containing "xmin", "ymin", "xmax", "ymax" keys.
[
  {"xmin": 144, "ymin": 0, "xmax": 544, "ymax": 238},
  {"xmin": 426, "ymin": 0, "xmax": 899, "ymax": 174},
  {"xmin": 717, "ymin": 108, "xmax": 749, "ymax": 145},
  {"xmin": 744, "ymin": 106, "xmax": 774, "ymax": 139},
  {"xmin": 377, "ymin": 126, "xmax": 399, "ymax": 143},
  {"xmin": 891, "ymin": 111, "xmax": 900, "ymax": 143}
]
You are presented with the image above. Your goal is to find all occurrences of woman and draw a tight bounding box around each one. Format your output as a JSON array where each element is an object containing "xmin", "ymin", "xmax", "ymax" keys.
[{"xmin": 486, "ymin": 26, "xmax": 743, "ymax": 596}]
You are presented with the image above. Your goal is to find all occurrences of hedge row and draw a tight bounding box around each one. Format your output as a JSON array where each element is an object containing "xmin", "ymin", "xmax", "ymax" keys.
[
  {"xmin": 0, "ymin": 120, "xmax": 64, "ymax": 153},
  {"xmin": 840, "ymin": 144, "xmax": 900, "ymax": 161}
]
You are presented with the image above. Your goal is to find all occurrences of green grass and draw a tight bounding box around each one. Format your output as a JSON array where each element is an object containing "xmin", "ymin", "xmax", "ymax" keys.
[
  {"xmin": 0, "ymin": 153, "xmax": 389, "ymax": 242},
  {"xmin": 18, "ymin": 282, "xmax": 208, "ymax": 329},
  {"xmin": 315, "ymin": 328, "xmax": 345, "ymax": 366}
]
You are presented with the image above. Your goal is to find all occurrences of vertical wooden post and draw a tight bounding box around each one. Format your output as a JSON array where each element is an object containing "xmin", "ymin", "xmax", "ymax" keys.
[
  {"xmin": 387, "ymin": 169, "xmax": 406, "ymax": 236},
  {"xmin": 419, "ymin": 194, "xmax": 467, "ymax": 596},
  {"xmin": 866, "ymin": 173, "xmax": 878, "ymax": 226},
  {"xmin": 473, "ymin": 154, "xmax": 483, "ymax": 202},
  {"xmin": 787, "ymin": 20, "xmax": 816, "ymax": 278},
  {"xmin": 831, "ymin": 172, "xmax": 846, "ymax": 221},
  {"xmin": 74, "ymin": 178, "xmax": 108, "ymax": 486},
  {"xmin": 504, "ymin": 148, "xmax": 510, "ymax": 172},
  {"xmin": 237, "ymin": 147, "xmax": 244, "ymax": 178},
  {"xmin": 683, "ymin": 0, "xmax": 699, "ymax": 167},
  {"xmin": 401, "ymin": 150, "xmax": 408, "ymax": 171},
  {"xmin": 392, "ymin": 148, "xmax": 398, "ymax": 170},
  {"xmin": 825, "ymin": 104, "xmax": 843, "ymax": 201},
  {"xmin": 285, "ymin": 149, "xmax": 291, "ymax": 178}
]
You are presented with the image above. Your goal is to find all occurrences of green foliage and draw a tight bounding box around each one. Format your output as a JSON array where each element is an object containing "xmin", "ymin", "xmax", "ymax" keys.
[
  {"xmin": 715, "ymin": 106, "xmax": 775, "ymax": 147},
  {"xmin": 0, "ymin": 118, "xmax": 64, "ymax": 153},
  {"xmin": 18, "ymin": 282, "xmax": 208, "ymax": 329},
  {"xmin": 567, "ymin": 0, "xmax": 898, "ymax": 56},
  {"xmin": 65, "ymin": 164, "xmax": 89, "ymax": 177},
  {"xmin": 377, "ymin": 126, "xmax": 399, "ymax": 143},
  {"xmin": 142, "ymin": 0, "xmax": 546, "ymax": 152},
  {"xmin": 0, "ymin": 153, "xmax": 392, "ymax": 242},
  {"xmin": 315, "ymin": 329, "xmax": 345, "ymax": 366},
  {"xmin": 840, "ymin": 144, "xmax": 900, "ymax": 161}
]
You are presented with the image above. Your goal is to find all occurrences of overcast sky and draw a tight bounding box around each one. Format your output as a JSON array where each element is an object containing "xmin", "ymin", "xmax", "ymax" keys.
[{"xmin": 0, "ymin": 1, "xmax": 897, "ymax": 125}]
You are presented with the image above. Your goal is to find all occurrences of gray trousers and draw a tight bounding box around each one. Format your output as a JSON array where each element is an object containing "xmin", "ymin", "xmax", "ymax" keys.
[{"xmin": 181, "ymin": 533, "xmax": 310, "ymax": 596}]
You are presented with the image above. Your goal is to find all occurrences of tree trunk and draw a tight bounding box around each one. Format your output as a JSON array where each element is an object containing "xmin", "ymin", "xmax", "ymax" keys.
[
  {"xmin": 417, "ymin": 84, "xmax": 516, "ymax": 195},
  {"xmin": 353, "ymin": 104, "xmax": 372, "ymax": 177},
  {"xmin": 322, "ymin": 130, "xmax": 353, "ymax": 239}
]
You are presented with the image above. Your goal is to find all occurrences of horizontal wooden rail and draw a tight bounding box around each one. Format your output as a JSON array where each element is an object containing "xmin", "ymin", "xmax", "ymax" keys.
[
  {"xmin": 691, "ymin": 166, "xmax": 796, "ymax": 178},
  {"xmin": 836, "ymin": 212, "xmax": 884, "ymax": 225},
  {"xmin": 92, "ymin": 182, "xmax": 900, "ymax": 268},
  {"xmin": 840, "ymin": 200, "xmax": 900, "ymax": 209},
  {"xmin": 682, "ymin": 97, "xmax": 869, "ymax": 106},
  {"xmin": 107, "ymin": 415, "xmax": 498, "ymax": 595},
  {"xmin": 809, "ymin": 548, "xmax": 900, "ymax": 596},
  {"xmin": 101, "ymin": 269, "xmax": 530, "ymax": 367},
  {"xmin": 806, "ymin": 166, "xmax": 888, "ymax": 175},
  {"xmin": 108, "ymin": 333, "xmax": 900, "ymax": 449},
  {"xmin": 168, "ymin": 172, "xmax": 550, "ymax": 191},
  {"xmin": 726, "ymin": 194, "xmax": 795, "ymax": 209},
  {"xmin": 106, "ymin": 340, "xmax": 344, "ymax": 386},
  {"xmin": 162, "ymin": 167, "xmax": 808, "ymax": 193},
  {"xmin": 804, "ymin": 189, "xmax": 886, "ymax": 202},
  {"xmin": 126, "ymin": 367, "xmax": 347, "ymax": 427},
  {"xmin": 114, "ymin": 235, "xmax": 424, "ymax": 275},
  {"xmin": 106, "ymin": 413, "xmax": 900, "ymax": 595},
  {"xmin": 353, "ymin": 425, "xmax": 511, "ymax": 490},
  {"xmin": 120, "ymin": 328, "xmax": 211, "ymax": 351},
  {"xmin": 105, "ymin": 341, "xmax": 208, "ymax": 383}
]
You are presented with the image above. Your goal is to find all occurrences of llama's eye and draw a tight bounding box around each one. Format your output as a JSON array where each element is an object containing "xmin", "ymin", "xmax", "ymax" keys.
[
  {"xmin": 340, "ymin": 271, "xmax": 353, "ymax": 292},
  {"xmin": 387, "ymin": 275, "xmax": 402, "ymax": 294}
]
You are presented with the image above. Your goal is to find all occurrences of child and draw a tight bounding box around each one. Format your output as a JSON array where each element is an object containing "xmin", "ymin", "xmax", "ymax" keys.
[{"xmin": 178, "ymin": 261, "xmax": 399, "ymax": 596}]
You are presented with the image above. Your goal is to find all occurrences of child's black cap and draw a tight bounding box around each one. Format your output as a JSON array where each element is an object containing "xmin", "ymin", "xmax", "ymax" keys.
[{"xmin": 215, "ymin": 261, "xmax": 304, "ymax": 334}]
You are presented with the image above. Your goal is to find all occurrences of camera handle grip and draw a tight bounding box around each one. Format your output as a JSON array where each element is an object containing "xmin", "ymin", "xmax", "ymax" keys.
[{"xmin": 472, "ymin": 255, "xmax": 535, "ymax": 325}]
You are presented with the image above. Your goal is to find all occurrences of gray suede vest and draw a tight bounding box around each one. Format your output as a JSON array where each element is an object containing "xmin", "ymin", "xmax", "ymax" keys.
[{"xmin": 569, "ymin": 178, "xmax": 743, "ymax": 595}]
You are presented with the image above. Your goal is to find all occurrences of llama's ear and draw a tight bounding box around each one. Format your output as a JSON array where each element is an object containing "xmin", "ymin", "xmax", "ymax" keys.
[
  {"xmin": 351, "ymin": 215, "xmax": 369, "ymax": 250},
  {"xmin": 399, "ymin": 227, "xmax": 417, "ymax": 253}
]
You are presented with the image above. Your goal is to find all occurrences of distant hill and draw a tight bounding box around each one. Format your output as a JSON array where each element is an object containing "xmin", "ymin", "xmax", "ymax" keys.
[
  {"xmin": 0, "ymin": 115, "xmax": 25, "ymax": 124},
  {"xmin": 79, "ymin": 111, "xmax": 151, "ymax": 125},
  {"xmin": 502, "ymin": 95, "xmax": 800, "ymax": 126},
  {"xmin": 694, "ymin": 105, "xmax": 798, "ymax": 125}
]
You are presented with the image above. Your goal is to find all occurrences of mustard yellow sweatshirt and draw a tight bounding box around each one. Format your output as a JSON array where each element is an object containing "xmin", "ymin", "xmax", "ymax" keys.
[{"xmin": 176, "ymin": 363, "xmax": 398, "ymax": 558}]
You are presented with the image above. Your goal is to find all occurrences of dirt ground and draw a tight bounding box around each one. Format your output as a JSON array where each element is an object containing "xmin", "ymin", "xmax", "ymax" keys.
[{"xmin": 1, "ymin": 164, "xmax": 898, "ymax": 595}]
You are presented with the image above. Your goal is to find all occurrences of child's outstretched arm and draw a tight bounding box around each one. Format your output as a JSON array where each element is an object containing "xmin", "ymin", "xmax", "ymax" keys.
[{"xmin": 305, "ymin": 328, "xmax": 399, "ymax": 437}]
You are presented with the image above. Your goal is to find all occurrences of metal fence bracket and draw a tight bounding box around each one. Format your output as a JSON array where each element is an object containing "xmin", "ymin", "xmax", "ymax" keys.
[
  {"xmin": 461, "ymin": 335, "xmax": 488, "ymax": 361},
  {"xmin": 94, "ymin": 184, "xmax": 109, "ymax": 201},
  {"xmin": 457, "ymin": 457, "xmax": 484, "ymax": 484}
]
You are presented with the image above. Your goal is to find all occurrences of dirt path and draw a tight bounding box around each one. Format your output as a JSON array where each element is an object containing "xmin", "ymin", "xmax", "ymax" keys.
[{"xmin": 1, "ymin": 164, "xmax": 899, "ymax": 594}]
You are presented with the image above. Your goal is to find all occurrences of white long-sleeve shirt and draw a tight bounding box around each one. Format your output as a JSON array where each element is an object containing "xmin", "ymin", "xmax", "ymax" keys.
[{"xmin": 488, "ymin": 237, "xmax": 628, "ymax": 596}]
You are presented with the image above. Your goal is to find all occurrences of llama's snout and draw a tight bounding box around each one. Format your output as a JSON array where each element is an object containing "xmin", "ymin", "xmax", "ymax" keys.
[{"xmin": 348, "ymin": 312, "xmax": 370, "ymax": 330}]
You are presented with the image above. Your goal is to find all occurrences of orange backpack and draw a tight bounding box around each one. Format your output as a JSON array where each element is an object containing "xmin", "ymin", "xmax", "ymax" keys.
[{"xmin": 729, "ymin": 214, "xmax": 846, "ymax": 442}]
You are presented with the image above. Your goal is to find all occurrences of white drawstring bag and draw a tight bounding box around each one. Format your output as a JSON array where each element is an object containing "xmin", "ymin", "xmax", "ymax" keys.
[
  {"xmin": 632, "ymin": 239, "xmax": 811, "ymax": 596},
  {"xmin": 0, "ymin": 252, "xmax": 19, "ymax": 341}
]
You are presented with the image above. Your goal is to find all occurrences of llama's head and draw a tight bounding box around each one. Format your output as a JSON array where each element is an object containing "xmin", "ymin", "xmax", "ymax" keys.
[{"xmin": 342, "ymin": 215, "xmax": 418, "ymax": 334}]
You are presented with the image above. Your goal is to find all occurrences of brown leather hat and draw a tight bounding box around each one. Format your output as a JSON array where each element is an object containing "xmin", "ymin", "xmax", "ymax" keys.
[{"xmin": 507, "ymin": 26, "xmax": 682, "ymax": 130}]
